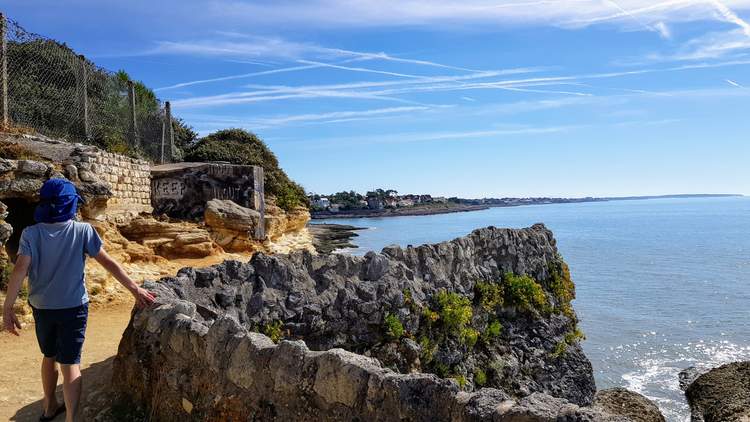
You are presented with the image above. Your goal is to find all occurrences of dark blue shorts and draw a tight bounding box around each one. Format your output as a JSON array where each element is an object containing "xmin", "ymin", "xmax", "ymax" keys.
[{"xmin": 31, "ymin": 303, "xmax": 89, "ymax": 365}]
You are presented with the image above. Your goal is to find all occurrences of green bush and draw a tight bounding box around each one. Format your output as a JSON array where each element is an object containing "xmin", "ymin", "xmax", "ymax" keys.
[
  {"xmin": 451, "ymin": 374, "xmax": 467, "ymax": 389},
  {"xmin": 482, "ymin": 320, "xmax": 503, "ymax": 343},
  {"xmin": 549, "ymin": 260, "xmax": 576, "ymax": 319},
  {"xmin": 460, "ymin": 327, "xmax": 479, "ymax": 347},
  {"xmin": 419, "ymin": 335, "xmax": 436, "ymax": 363},
  {"xmin": 184, "ymin": 129, "xmax": 307, "ymax": 211},
  {"xmin": 263, "ymin": 320, "xmax": 284, "ymax": 343},
  {"xmin": 552, "ymin": 328, "xmax": 585, "ymax": 358},
  {"xmin": 384, "ymin": 313, "xmax": 405, "ymax": 340},
  {"xmin": 474, "ymin": 281, "xmax": 504, "ymax": 312},
  {"xmin": 504, "ymin": 273, "xmax": 550, "ymax": 314},
  {"xmin": 474, "ymin": 369, "xmax": 487, "ymax": 387},
  {"xmin": 435, "ymin": 291, "xmax": 473, "ymax": 332}
]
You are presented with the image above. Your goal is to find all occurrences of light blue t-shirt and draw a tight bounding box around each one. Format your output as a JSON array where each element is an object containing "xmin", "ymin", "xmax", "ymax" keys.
[{"xmin": 18, "ymin": 220, "xmax": 103, "ymax": 309}]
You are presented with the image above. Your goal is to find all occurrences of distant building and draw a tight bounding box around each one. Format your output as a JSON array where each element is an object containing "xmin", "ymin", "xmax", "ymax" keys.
[
  {"xmin": 433, "ymin": 197, "xmax": 448, "ymax": 203},
  {"xmin": 384, "ymin": 197, "xmax": 398, "ymax": 208},
  {"xmin": 328, "ymin": 203, "xmax": 341, "ymax": 212},
  {"xmin": 367, "ymin": 196, "xmax": 384, "ymax": 210},
  {"xmin": 313, "ymin": 197, "xmax": 331, "ymax": 209},
  {"xmin": 397, "ymin": 198, "xmax": 414, "ymax": 207}
]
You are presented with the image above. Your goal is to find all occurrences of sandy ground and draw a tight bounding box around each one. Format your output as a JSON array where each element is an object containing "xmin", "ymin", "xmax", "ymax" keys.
[{"xmin": 0, "ymin": 300, "xmax": 134, "ymax": 421}]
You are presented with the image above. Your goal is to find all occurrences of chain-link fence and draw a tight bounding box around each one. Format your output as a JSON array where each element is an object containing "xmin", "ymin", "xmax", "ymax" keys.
[{"xmin": 0, "ymin": 13, "xmax": 175, "ymax": 163}]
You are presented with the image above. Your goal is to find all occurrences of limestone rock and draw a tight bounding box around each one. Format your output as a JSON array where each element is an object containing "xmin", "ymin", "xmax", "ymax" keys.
[
  {"xmin": 204, "ymin": 199, "xmax": 261, "ymax": 233},
  {"xmin": 0, "ymin": 158, "xmax": 17, "ymax": 174},
  {"xmin": 17, "ymin": 159, "xmax": 49, "ymax": 176},
  {"xmin": 685, "ymin": 361, "xmax": 750, "ymax": 422},
  {"xmin": 679, "ymin": 366, "xmax": 703, "ymax": 391},
  {"xmin": 117, "ymin": 217, "xmax": 221, "ymax": 259},
  {"xmin": 594, "ymin": 388, "xmax": 665, "ymax": 422},
  {"xmin": 111, "ymin": 225, "xmax": 646, "ymax": 420},
  {"xmin": 204, "ymin": 199, "xmax": 264, "ymax": 252}
]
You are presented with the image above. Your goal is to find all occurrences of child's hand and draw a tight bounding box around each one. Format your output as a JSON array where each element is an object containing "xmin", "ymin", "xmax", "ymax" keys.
[
  {"xmin": 2, "ymin": 310, "xmax": 22, "ymax": 336},
  {"xmin": 133, "ymin": 287, "xmax": 157, "ymax": 309}
]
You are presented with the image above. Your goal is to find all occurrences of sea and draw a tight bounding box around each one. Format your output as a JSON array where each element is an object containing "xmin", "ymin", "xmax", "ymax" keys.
[{"xmin": 316, "ymin": 196, "xmax": 750, "ymax": 421}]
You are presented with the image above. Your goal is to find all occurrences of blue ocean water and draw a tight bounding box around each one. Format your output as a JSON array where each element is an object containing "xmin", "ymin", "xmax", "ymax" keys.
[{"xmin": 316, "ymin": 197, "xmax": 750, "ymax": 421}]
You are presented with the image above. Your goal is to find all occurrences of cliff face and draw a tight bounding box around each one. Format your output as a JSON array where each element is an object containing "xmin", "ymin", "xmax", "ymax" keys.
[{"xmin": 110, "ymin": 224, "xmax": 658, "ymax": 420}]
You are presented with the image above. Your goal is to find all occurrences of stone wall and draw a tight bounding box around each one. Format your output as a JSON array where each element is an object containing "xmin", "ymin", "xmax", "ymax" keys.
[
  {"xmin": 76, "ymin": 150, "xmax": 151, "ymax": 213},
  {"xmin": 0, "ymin": 133, "xmax": 151, "ymax": 221}
]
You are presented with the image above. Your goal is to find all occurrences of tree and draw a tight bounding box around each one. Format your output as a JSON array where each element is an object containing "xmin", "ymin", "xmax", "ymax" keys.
[{"xmin": 184, "ymin": 129, "xmax": 308, "ymax": 211}]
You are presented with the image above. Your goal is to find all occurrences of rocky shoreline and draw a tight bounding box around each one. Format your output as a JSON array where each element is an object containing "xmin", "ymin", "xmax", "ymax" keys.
[
  {"xmin": 311, "ymin": 203, "xmax": 489, "ymax": 219},
  {"xmin": 307, "ymin": 223, "xmax": 366, "ymax": 254}
]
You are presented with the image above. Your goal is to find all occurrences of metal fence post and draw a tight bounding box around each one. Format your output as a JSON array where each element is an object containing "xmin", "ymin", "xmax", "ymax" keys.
[
  {"xmin": 77, "ymin": 55, "xmax": 89, "ymax": 140},
  {"xmin": 127, "ymin": 80, "xmax": 138, "ymax": 148},
  {"xmin": 0, "ymin": 13, "xmax": 8, "ymax": 128},
  {"xmin": 165, "ymin": 101, "xmax": 174, "ymax": 163}
]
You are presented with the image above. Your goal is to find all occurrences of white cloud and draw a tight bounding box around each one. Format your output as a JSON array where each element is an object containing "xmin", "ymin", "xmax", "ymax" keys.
[
  {"xmin": 643, "ymin": 28, "xmax": 750, "ymax": 61},
  {"xmin": 183, "ymin": 106, "xmax": 432, "ymax": 131},
  {"xmin": 170, "ymin": 58, "xmax": 750, "ymax": 109},
  {"xmin": 299, "ymin": 125, "xmax": 576, "ymax": 148},
  {"xmin": 209, "ymin": 0, "xmax": 750, "ymax": 32}
]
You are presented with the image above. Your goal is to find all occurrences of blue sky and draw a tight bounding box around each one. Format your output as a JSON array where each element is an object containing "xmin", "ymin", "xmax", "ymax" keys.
[{"xmin": 4, "ymin": 0, "xmax": 750, "ymax": 197}]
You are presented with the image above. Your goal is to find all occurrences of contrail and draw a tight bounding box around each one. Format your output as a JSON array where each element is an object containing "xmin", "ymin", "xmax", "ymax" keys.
[
  {"xmin": 726, "ymin": 79, "xmax": 745, "ymax": 87},
  {"xmin": 603, "ymin": 0, "xmax": 671, "ymax": 38},
  {"xmin": 710, "ymin": 0, "xmax": 750, "ymax": 37}
]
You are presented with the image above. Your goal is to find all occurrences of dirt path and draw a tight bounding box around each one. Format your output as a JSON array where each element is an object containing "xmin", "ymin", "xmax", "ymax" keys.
[{"xmin": 0, "ymin": 300, "xmax": 134, "ymax": 421}]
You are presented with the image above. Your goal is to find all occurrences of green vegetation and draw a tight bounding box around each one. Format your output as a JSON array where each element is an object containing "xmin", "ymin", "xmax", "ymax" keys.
[
  {"xmin": 422, "ymin": 307, "xmax": 439, "ymax": 324},
  {"xmin": 419, "ymin": 335, "xmax": 436, "ymax": 363},
  {"xmin": 549, "ymin": 259, "xmax": 576, "ymax": 319},
  {"xmin": 263, "ymin": 320, "xmax": 284, "ymax": 343},
  {"xmin": 384, "ymin": 313, "xmax": 405, "ymax": 340},
  {"xmin": 474, "ymin": 281, "xmax": 504, "ymax": 312},
  {"xmin": 435, "ymin": 291, "xmax": 473, "ymax": 332},
  {"xmin": 551, "ymin": 328, "xmax": 586, "ymax": 358},
  {"xmin": 460, "ymin": 327, "xmax": 480, "ymax": 347},
  {"xmin": 482, "ymin": 320, "xmax": 503, "ymax": 343},
  {"xmin": 503, "ymin": 272, "xmax": 551, "ymax": 314},
  {"xmin": 451, "ymin": 374, "xmax": 467, "ymax": 389},
  {"xmin": 7, "ymin": 36, "xmax": 194, "ymax": 160},
  {"xmin": 474, "ymin": 369, "xmax": 487, "ymax": 387},
  {"xmin": 184, "ymin": 129, "xmax": 307, "ymax": 211},
  {"xmin": 433, "ymin": 361, "xmax": 450, "ymax": 378}
]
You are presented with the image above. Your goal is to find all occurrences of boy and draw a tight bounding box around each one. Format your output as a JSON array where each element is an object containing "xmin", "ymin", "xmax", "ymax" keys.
[{"xmin": 2, "ymin": 178, "xmax": 156, "ymax": 422}]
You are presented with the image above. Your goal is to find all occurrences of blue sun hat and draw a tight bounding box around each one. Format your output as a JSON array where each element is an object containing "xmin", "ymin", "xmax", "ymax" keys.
[{"xmin": 34, "ymin": 179, "xmax": 84, "ymax": 223}]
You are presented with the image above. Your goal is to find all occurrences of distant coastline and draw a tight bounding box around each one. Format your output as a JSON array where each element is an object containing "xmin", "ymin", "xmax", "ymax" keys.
[{"xmin": 311, "ymin": 193, "xmax": 743, "ymax": 219}]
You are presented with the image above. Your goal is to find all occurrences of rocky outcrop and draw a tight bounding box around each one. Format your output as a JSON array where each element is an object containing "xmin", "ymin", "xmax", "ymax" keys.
[
  {"xmin": 113, "ymin": 225, "xmax": 661, "ymax": 420},
  {"xmin": 204, "ymin": 199, "xmax": 263, "ymax": 251},
  {"xmin": 684, "ymin": 361, "xmax": 750, "ymax": 421},
  {"xmin": 117, "ymin": 216, "xmax": 221, "ymax": 259},
  {"xmin": 594, "ymin": 388, "xmax": 665, "ymax": 422},
  {"xmin": 113, "ymin": 301, "xmax": 627, "ymax": 421},
  {"xmin": 264, "ymin": 197, "xmax": 310, "ymax": 240}
]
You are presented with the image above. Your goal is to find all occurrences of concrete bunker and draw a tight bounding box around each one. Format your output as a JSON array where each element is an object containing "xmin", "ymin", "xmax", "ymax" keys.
[{"xmin": 150, "ymin": 162, "xmax": 266, "ymax": 240}]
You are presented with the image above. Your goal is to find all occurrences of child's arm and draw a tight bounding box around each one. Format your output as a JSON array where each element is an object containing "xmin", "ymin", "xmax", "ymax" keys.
[
  {"xmin": 2, "ymin": 255, "xmax": 31, "ymax": 336},
  {"xmin": 93, "ymin": 249, "xmax": 156, "ymax": 308}
]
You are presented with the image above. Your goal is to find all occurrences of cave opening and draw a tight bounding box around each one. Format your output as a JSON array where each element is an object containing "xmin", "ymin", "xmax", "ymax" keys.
[{"xmin": 3, "ymin": 198, "xmax": 38, "ymax": 262}]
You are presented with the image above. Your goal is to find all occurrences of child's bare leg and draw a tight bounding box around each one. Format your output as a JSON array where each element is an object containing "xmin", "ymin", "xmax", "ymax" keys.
[
  {"xmin": 41, "ymin": 356, "xmax": 60, "ymax": 416},
  {"xmin": 60, "ymin": 364, "xmax": 82, "ymax": 422}
]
